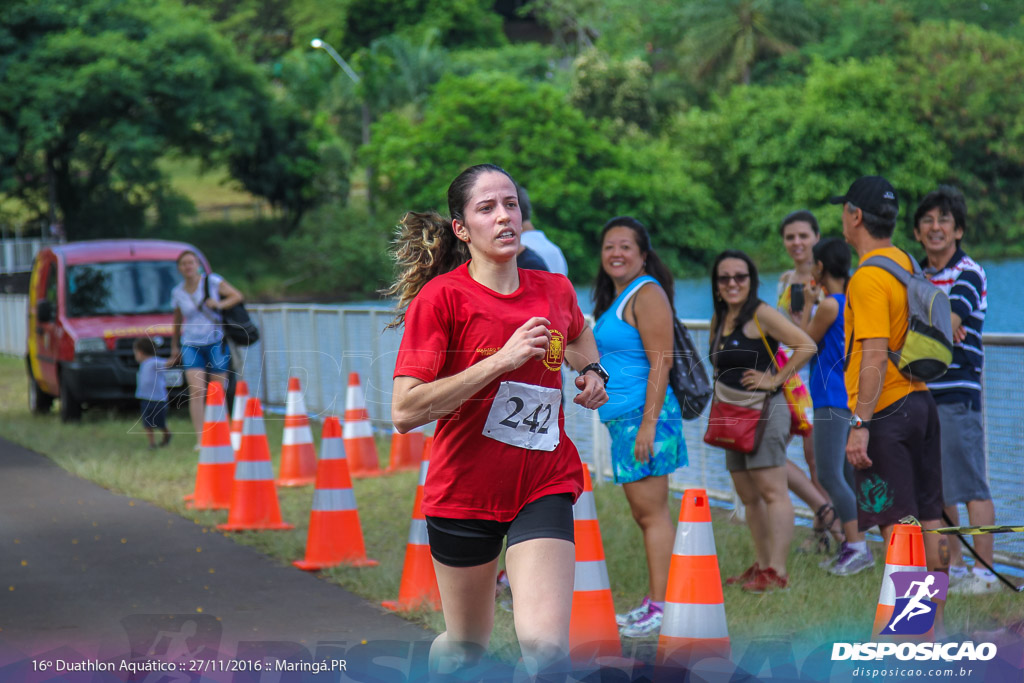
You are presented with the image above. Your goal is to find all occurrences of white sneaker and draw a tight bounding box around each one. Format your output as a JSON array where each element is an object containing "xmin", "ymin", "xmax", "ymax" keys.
[
  {"xmin": 950, "ymin": 573, "xmax": 1000, "ymax": 595},
  {"xmin": 619, "ymin": 605, "xmax": 663, "ymax": 638},
  {"xmin": 948, "ymin": 566, "xmax": 970, "ymax": 586},
  {"xmin": 615, "ymin": 596, "xmax": 650, "ymax": 626}
]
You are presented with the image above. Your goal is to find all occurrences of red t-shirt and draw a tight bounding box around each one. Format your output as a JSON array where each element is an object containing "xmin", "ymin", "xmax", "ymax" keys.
[{"xmin": 394, "ymin": 262, "xmax": 586, "ymax": 521}]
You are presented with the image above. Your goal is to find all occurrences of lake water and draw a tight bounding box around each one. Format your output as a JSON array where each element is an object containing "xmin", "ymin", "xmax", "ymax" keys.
[
  {"xmin": 361, "ymin": 257, "xmax": 1023, "ymax": 332},
  {"xmin": 573, "ymin": 257, "xmax": 1024, "ymax": 332}
]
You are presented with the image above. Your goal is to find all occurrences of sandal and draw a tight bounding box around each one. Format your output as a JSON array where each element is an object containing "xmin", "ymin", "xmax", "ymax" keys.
[
  {"xmin": 800, "ymin": 504, "xmax": 837, "ymax": 554},
  {"xmin": 814, "ymin": 503, "xmax": 838, "ymax": 554}
]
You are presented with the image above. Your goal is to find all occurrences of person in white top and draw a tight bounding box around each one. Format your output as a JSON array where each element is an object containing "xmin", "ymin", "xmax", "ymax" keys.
[
  {"xmin": 170, "ymin": 250, "xmax": 244, "ymax": 450},
  {"xmin": 517, "ymin": 186, "xmax": 569, "ymax": 278}
]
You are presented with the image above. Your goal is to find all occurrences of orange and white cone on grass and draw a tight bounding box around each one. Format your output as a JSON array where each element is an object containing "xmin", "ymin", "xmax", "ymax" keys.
[
  {"xmin": 294, "ymin": 416, "xmax": 378, "ymax": 570},
  {"xmin": 387, "ymin": 423, "xmax": 426, "ymax": 473},
  {"xmin": 568, "ymin": 464, "xmax": 621, "ymax": 661},
  {"xmin": 277, "ymin": 377, "xmax": 317, "ymax": 487},
  {"xmin": 229, "ymin": 380, "xmax": 249, "ymax": 453},
  {"xmin": 382, "ymin": 442, "xmax": 440, "ymax": 612},
  {"xmin": 217, "ymin": 397, "xmax": 293, "ymax": 531},
  {"xmin": 344, "ymin": 372, "xmax": 383, "ymax": 478},
  {"xmin": 657, "ymin": 488, "xmax": 730, "ymax": 667},
  {"xmin": 184, "ymin": 382, "xmax": 234, "ymax": 510},
  {"xmin": 873, "ymin": 523, "xmax": 933, "ymax": 641}
]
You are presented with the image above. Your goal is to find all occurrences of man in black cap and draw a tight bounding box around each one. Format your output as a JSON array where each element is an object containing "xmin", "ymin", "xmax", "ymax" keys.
[{"xmin": 832, "ymin": 175, "xmax": 949, "ymax": 630}]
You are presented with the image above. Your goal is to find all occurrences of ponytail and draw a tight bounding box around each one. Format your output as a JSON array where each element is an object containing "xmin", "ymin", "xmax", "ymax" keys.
[{"xmin": 383, "ymin": 211, "xmax": 470, "ymax": 328}]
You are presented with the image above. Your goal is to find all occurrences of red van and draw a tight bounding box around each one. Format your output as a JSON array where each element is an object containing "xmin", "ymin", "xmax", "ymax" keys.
[{"xmin": 26, "ymin": 239, "xmax": 210, "ymax": 421}]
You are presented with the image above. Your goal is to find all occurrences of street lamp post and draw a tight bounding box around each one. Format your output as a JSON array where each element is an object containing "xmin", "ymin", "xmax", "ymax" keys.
[{"xmin": 311, "ymin": 38, "xmax": 373, "ymax": 214}]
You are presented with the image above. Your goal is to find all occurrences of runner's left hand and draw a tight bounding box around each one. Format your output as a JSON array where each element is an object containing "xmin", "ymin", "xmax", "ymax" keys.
[{"xmin": 573, "ymin": 372, "xmax": 607, "ymax": 410}]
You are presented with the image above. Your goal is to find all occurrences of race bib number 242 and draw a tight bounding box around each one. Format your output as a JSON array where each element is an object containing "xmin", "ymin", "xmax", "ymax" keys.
[{"xmin": 483, "ymin": 381, "xmax": 561, "ymax": 451}]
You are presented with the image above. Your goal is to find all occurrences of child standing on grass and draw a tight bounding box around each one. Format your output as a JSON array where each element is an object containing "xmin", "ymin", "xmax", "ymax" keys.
[{"xmin": 134, "ymin": 338, "xmax": 171, "ymax": 450}]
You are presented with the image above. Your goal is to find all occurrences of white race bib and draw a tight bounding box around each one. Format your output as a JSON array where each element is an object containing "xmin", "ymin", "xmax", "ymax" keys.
[{"xmin": 483, "ymin": 381, "xmax": 561, "ymax": 452}]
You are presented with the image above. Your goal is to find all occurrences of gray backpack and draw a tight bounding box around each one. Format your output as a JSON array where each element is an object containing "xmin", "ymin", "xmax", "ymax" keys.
[{"xmin": 859, "ymin": 252, "xmax": 954, "ymax": 382}]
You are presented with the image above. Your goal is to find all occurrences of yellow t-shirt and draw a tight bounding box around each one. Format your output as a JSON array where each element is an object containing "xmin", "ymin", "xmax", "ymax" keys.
[{"xmin": 844, "ymin": 246, "xmax": 928, "ymax": 413}]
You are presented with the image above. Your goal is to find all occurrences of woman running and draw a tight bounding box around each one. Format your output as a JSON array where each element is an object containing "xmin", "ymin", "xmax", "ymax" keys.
[{"xmin": 388, "ymin": 164, "xmax": 608, "ymax": 679}]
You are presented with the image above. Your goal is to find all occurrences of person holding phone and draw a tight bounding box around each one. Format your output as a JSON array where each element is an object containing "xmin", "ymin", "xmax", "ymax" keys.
[{"xmin": 776, "ymin": 210, "xmax": 842, "ymax": 554}]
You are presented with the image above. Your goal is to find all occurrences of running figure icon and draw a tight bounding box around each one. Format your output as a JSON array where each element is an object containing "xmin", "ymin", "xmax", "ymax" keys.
[{"xmin": 887, "ymin": 575, "xmax": 938, "ymax": 632}]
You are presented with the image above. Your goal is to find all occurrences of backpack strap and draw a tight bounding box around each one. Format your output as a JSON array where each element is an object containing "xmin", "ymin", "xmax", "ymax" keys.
[{"xmin": 859, "ymin": 249, "xmax": 920, "ymax": 284}]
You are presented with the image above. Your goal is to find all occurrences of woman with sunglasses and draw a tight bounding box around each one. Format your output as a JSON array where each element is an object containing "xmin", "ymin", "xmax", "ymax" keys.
[
  {"xmin": 592, "ymin": 216, "xmax": 688, "ymax": 636},
  {"xmin": 709, "ymin": 250, "xmax": 816, "ymax": 592}
]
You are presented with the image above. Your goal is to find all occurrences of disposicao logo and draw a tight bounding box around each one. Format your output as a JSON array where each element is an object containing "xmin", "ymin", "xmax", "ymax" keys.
[{"xmin": 831, "ymin": 571, "xmax": 997, "ymax": 662}]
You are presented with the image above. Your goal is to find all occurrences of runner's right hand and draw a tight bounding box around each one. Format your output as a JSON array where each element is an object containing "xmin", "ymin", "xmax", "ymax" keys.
[{"xmin": 494, "ymin": 317, "xmax": 551, "ymax": 372}]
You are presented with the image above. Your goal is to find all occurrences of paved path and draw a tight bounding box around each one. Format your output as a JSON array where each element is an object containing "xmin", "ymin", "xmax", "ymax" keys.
[{"xmin": 0, "ymin": 437, "xmax": 490, "ymax": 681}]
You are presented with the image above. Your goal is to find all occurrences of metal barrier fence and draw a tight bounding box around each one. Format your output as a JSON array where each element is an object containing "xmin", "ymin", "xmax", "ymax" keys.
[
  {"xmin": 1, "ymin": 297, "xmax": 1022, "ymax": 565},
  {"xmin": 0, "ymin": 237, "xmax": 47, "ymax": 274},
  {"xmin": 0, "ymin": 294, "xmax": 27, "ymax": 357}
]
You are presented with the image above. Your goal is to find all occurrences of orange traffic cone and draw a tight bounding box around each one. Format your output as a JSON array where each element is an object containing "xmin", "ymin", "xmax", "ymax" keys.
[
  {"xmin": 568, "ymin": 464, "xmax": 621, "ymax": 661},
  {"xmin": 387, "ymin": 424, "xmax": 425, "ymax": 473},
  {"xmin": 873, "ymin": 523, "xmax": 934, "ymax": 640},
  {"xmin": 277, "ymin": 377, "xmax": 317, "ymax": 487},
  {"xmin": 382, "ymin": 444, "xmax": 440, "ymax": 612},
  {"xmin": 657, "ymin": 488, "xmax": 730, "ymax": 667},
  {"xmin": 184, "ymin": 382, "xmax": 234, "ymax": 510},
  {"xmin": 230, "ymin": 380, "xmax": 249, "ymax": 453},
  {"xmin": 218, "ymin": 397, "xmax": 293, "ymax": 531},
  {"xmin": 294, "ymin": 417, "xmax": 378, "ymax": 570},
  {"xmin": 345, "ymin": 372, "xmax": 382, "ymax": 478}
]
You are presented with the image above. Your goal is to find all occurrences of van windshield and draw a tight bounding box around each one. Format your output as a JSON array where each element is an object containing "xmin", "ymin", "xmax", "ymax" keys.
[{"xmin": 66, "ymin": 261, "xmax": 182, "ymax": 318}]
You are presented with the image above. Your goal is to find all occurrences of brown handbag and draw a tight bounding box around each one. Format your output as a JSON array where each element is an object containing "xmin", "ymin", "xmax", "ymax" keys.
[{"xmin": 702, "ymin": 318, "xmax": 775, "ymax": 454}]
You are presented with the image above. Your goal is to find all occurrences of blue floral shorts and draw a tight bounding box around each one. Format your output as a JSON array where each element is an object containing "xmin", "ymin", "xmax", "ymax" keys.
[{"xmin": 603, "ymin": 391, "xmax": 688, "ymax": 484}]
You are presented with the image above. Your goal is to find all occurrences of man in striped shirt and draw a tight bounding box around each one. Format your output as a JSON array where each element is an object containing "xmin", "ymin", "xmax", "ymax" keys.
[{"xmin": 913, "ymin": 186, "xmax": 997, "ymax": 594}]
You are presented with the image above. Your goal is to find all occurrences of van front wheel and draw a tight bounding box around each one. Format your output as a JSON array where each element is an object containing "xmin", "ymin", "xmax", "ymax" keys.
[
  {"xmin": 28, "ymin": 371, "xmax": 54, "ymax": 414},
  {"xmin": 59, "ymin": 378, "xmax": 82, "ymax": 422}
]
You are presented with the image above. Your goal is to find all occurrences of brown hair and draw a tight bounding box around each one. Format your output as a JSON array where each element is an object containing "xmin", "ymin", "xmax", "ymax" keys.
[
  {"xmin": 383, "ymin": 164, "xmax": 516, "ymax": 328},
  {"xmin": 133, "ymin": 337, "xmax": 157, "ymax": 357}
]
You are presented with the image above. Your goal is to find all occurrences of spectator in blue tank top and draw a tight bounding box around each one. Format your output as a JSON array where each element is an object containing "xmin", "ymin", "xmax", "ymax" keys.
[
  {"xmin": 913, "ymin": 186, "xmax": 997, "ymax": 595},
  {"xmin": 592, "ymin": 216, "xmax": 687, "ymax": 638},
  {"xmin": 795, "ymin": 238, "xmax": 874, "ymax": 576}
]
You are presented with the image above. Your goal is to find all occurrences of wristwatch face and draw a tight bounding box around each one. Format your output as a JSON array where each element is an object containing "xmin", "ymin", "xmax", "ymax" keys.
[{"xmin": 850, "ymin": 415, "xmax": 864, "ymax": 429}]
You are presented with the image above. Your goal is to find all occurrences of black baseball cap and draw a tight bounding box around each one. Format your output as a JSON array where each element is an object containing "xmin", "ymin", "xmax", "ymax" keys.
[{"xmin": 829, "ymin": 175, "xmax": 899, "ymax": 215}]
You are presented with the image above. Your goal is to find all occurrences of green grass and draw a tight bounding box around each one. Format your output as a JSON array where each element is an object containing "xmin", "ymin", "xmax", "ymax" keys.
[{"xmin": 1, "ymin": 355, "xmax": 1018, "ymax": 663}]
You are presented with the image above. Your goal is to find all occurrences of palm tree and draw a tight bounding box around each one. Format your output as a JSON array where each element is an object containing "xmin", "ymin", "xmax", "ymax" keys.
[{"xmin": 679, "ymin": 0, "xmax": 817, "ymax": 87}]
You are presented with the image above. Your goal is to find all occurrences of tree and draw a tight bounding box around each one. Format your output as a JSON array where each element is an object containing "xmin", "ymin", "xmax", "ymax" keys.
[
  {"xmin": 677, "ymin": 0, "xmax": 818, "ymax": 89},
  {"xmin": 671, "ymin": 58, "xmax": 949, "ymax": 264},
  {"xmin": 357, "ymin": 31, "xmax": 448, "ymax": 115},
  {"xmin": 0, "ymin": 0, "xmax": 320, "ymax": 237},
  {"xmin": 363, "ymin": 72, "xmax": 722, "ymax": 276},
  {"xmin": 183, "ymin": 0, "xmax": 296, "ymax": 62},
  {"xmin": 570, "ymin": 49, "xmax": 655, "ymax": 132},
  {"xmin": 896, "ymin": 21, "xmax": 1024, "ymax": 245}
]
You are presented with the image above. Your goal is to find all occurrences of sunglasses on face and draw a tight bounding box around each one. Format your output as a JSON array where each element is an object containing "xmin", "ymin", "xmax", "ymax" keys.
[{"xmin": 717, "ymin": 273, "xmax": 750, "ymax": 285}]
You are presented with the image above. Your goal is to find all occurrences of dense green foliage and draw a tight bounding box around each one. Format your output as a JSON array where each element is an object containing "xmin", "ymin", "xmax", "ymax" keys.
[
  {"xmin": 3, "ymin": 0, "xmax": 1024, "ymax": 297},
  {"xmin": 0, "ymin": 0, "xmax": 323, "ymax": 237}
]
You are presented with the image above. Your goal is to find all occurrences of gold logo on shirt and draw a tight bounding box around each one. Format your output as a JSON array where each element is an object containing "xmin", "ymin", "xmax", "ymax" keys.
[
  {"xmin": 476, "ymin": 346, "xmax": 499, "ymax": 357},
  {"xmin": 543, "ymin": 330, "xmax": 565, "ymax": 371}
]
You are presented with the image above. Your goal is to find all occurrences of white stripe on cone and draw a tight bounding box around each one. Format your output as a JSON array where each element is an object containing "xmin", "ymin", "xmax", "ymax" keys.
[
  {"xmin": 671, "ymin": 521, "xmax": 717, "ymax": 556},
  {"xmin": 661, "ymin": 604, "xmax": 730, "ymax": 640}
]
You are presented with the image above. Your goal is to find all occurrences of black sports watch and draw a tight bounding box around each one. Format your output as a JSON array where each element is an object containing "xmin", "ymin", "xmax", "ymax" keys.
[
  {"xmin": 850, "ymin": 414, "xmax": 870, "ymax": 430},
  {"xmin": 579, "ymin": 362, "xmax": 610, "ymax": 387}
]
